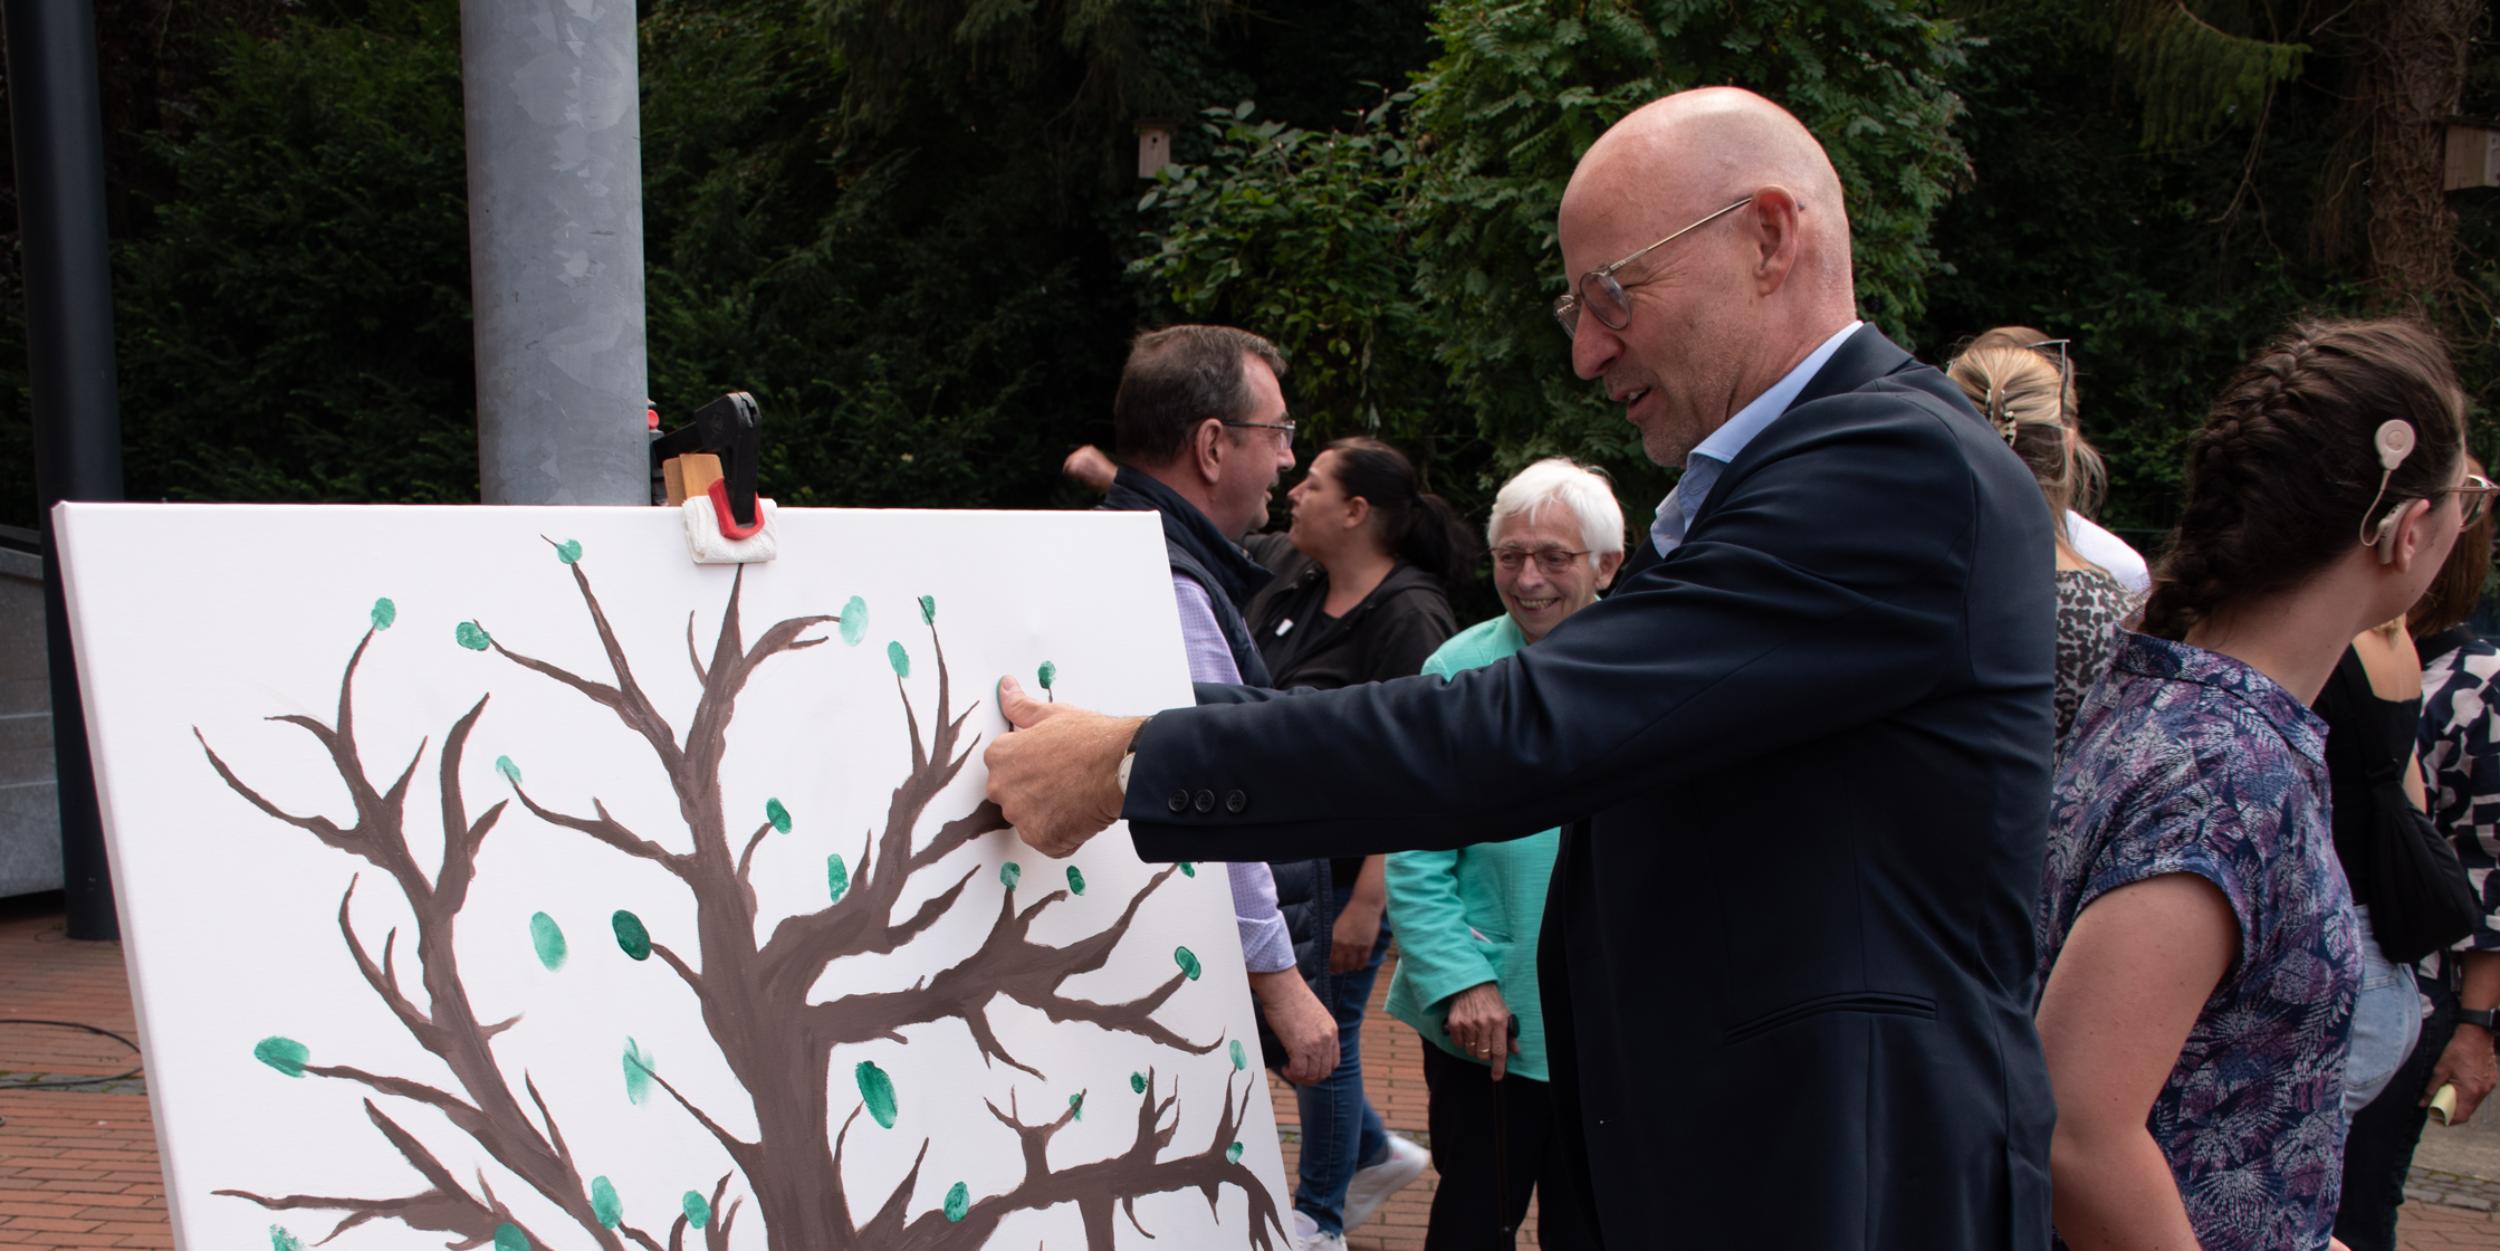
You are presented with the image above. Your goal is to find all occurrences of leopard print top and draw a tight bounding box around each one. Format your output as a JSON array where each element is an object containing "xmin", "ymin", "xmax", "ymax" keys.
[{"xmin": 2055, "ymin": 567, "xmax": 2135, "ymax": 746}]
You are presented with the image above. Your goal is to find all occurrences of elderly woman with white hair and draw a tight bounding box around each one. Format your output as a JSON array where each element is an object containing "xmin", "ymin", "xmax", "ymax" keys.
[{"xmin": 1381, "ymin": 457, "xmax": 1625, "ymax": 1249}]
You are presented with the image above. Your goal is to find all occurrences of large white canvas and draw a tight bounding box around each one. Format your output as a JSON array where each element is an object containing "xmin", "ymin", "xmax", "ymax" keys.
[{"xmin": 53, "ymin": 502, "xmax": 1289, "ymax": 1251}]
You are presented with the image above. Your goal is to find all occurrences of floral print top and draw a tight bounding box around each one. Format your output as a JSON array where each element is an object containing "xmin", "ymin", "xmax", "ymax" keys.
[{"xmin": 2036, "ymin": 632, "xmax": 2359, "ymax": 1251}]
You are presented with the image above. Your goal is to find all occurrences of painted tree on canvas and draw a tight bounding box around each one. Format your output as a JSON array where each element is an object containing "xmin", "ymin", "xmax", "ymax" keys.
[{"xmin": 192, "ymin": 544, "xmax": 1283, "ymax": 1251}]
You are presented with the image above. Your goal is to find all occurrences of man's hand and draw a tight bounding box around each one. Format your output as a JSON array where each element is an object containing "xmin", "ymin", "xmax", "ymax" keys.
[
  {"xmin": 982, "ymin": 676, "xmax": 1141, "ymax": 858},
  {"xmin": 1444, "ymin": 982, "xmax": 1521, "ymax": 1081},
  {"xmin": 1062, "ymin": 444, "xmax": 1118, "ymax": 493},
  {"xmin": 2425, "ymin": 1019, "xmax": 2500, "ymax": 1125},
  {"xmin": 1330, "ymin": 897, "xmax": 1384, "ymax": 975},
  {"xmin": 1251, "ymin": 969, "xmax": 1339, "ymax": 1086}
]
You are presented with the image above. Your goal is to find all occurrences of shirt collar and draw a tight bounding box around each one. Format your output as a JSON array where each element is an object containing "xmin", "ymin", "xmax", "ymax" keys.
[{"xmin": 1650, "ymin": 320, "xmax": 1862, "ymax": 551}]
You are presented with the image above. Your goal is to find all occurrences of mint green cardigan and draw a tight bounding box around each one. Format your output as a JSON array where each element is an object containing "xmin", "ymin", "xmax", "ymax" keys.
[{"xmin": 1382, "ymin": 613, "xmax": 1559, "ymax": 1082}]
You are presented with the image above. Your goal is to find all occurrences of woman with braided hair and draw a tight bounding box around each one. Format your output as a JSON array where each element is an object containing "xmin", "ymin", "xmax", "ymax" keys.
[
  {"xmin": 2032, "ymin": 318, "xmax": 2484, "ymax": 1251},
  {"xmin": 1945, "ymin": 344, "xmax": 2134, "ymax": 746}
]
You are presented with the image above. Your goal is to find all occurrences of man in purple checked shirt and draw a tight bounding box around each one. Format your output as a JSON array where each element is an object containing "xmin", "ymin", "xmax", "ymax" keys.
[{"xmin": 1080, "ymin": 324, "xmax": 1338, "ymax": 1087}]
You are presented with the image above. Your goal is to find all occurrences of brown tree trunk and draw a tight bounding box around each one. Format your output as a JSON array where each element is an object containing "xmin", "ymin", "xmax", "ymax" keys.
[{"xmin": 2365, "ymin": 0, "xmax": 2481, "ymax": 309}]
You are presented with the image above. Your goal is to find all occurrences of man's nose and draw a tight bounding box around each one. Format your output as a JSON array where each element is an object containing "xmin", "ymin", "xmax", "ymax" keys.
[
  {"xmin": 1279, "ymin": 440, "xmax": 1297, "ymax": 472},
  {"xmin": 1571, "ymin": 318, "xmax": 1618, "ymax": 382}
]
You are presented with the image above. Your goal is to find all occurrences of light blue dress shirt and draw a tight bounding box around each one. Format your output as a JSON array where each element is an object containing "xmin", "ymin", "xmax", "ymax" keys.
[{"xmin": 1649, "ymin": 320, "xmax": 1863, "ymax": 556}]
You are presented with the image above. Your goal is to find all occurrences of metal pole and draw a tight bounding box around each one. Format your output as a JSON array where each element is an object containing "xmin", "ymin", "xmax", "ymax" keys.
[
  {"xmin": 461, "ymin": 0, "xmax": 651, "ymax": 504},
  {"xmin": 5, "ymin": 0, "xmax": 127, "ymax": 939}
]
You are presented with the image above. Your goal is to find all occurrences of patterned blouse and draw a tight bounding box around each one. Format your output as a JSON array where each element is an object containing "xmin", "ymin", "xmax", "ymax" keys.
[
  {"xmin": 2054, "ymin": 567, "xmax": 2135, "ymax": 746},
  {"xmin": 2421, "ymin": 629, "xmax": 2500, "ymax": 962},
  {"xmin": 2037, "ymin": 632, "xmax": 2359, "ymax": 1251}
]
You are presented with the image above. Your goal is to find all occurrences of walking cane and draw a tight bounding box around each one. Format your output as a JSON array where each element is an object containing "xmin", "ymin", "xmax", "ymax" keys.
[{"xmin": 1493, "ymin": 1014, "xmax": 1521, "ymax": 1249}]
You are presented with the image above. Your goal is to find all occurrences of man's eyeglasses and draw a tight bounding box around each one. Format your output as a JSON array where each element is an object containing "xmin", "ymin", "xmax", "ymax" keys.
[
  {"xmin": 1553, "ymin": 195, "xmax": 1756, "ymax": 339},
  {"xmin": 1492, "ymin": 546, "xmax": 1591, "ymax": 576},
  {"xmin": 2442, "ymin": 473, "xmax": 2500, "ymax": 525},
  {"xmin": 1222, "ymin": 419, "xmax": 1297, "ymax": 446}
]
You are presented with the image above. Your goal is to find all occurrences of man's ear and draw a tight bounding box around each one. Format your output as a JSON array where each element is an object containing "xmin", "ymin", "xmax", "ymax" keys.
[
  {"xmin": 1594, "ymin": 549, "xmax": 1625, "ymax": 590},
  {"xmin": 1191, "ymin": 418, "xmax": 1228, "ymax": 486},
  {"xmin": 1748, "ymin": 187, "xmax": 1803, "ymax": 296}
]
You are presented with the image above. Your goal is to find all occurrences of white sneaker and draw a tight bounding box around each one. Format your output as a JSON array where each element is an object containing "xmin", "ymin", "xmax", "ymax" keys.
[
  {"xmin": 1290, "ymin": 1209, "xmax": 1347, "ymax": 1251},
  {"xmin": 1341, "ymin": 1133, "xmax": 1430, "ymax": 1232}
]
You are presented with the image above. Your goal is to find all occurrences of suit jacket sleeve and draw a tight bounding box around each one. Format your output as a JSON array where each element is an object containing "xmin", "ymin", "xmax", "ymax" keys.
[{"xmin": 1123, "ymin": 390, "xmax": 1997, "ymax": 863}]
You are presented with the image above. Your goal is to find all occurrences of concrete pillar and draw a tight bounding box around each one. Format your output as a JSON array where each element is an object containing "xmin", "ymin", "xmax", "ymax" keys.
[{"xmin": 462, "ymin": 0, "xmax": 651, "ymax": 505}]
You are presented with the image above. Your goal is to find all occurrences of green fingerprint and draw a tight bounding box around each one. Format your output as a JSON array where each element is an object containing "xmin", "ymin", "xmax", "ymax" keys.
[
  {"xmin": 253, "ymin": 1036, "xmax": 309, "ymax": 1078},
  {"xmin": 269, "ymin": 1226, "xmax": 303, "ymax": 1251},
  {"xmin": 681, "ymin": 1191, "xmax": 711, "ymax": 1230},
  {"xmin": 623, "ymin": 1038, "xmax": 655, "ymax": 1105},
  {"xmin": 839, "ymin": 596, "xmax": 869, "ymax": 646},
  {"xmin": 1068, "ymin": 1090, "xmax": 1085, "ymax": 1121},
  {"xmin": 529, "ymin": 912, "xmax": 567, "ymax": 971},
  {"xmin": 493, "ymin": 1224, "xmax": 529, "ymax": 1251},
  {"xmin": 1000, "ymin": 862, "xmax": 1021, "ymax": 890},
  {"xmin": 495, "ymin": 755, "xmax": 522, "ymax": 786},
  {"xmin": 917, "ymin": 595, "xmax": 936, "ymax": 624},
  {"xmin": 554, "ymin": 538, "xmax": 583, "ymax": 565},
  {"xmin": 1229, "ymin": 1039, "xmax": 1247, "ymax": 1071},
  {"xmin": 887, "ymin": 640, "xmax": 910, "ymax": 679},
  {"xmin": 1037, "ymin": 660, "xmax": 1057, "ymax": 691},
  {"xmin": 1065, "ymin": 866, "xmax": 1086, "ymax": 896},
  {"xmin": 827, "ymin": 853, "xmax": 850, "ymax": 904},
  {"xmin": 857, "ymin": 1060, "xmax": 898, "ymax": 1128},
  {"xmin": 944, "ymin": 1180, "xmax": 970, "ymax": 1222},
  {"xmin": 1225, "ymin": 1141, "xmax": 1244, "ymax": 1163},
  {"xmin": 1173, "ymin": 946, "xmax": 1201, "ymax": 981},
  {"xmin": 612, "ymin": 910, "xmax": 650, "ymax": 961},
  {"xmin": 766, "ymin": 797, "xmax": 792, "ymax": 834},
  {"xmin": 455, "ymin": 620, "xmax": 492, "ymax": 651},
  {"xmin": 590, "ymin": 1176, "xmax": 622, "ymax": 1229},
  {"xmin": 1180, "ymin": 862, "xmax": 1196, "ymax": 877},
  {"xmin": 369, "ymin": 598, "xmax": 396, "ymax": 631},
  {"xmin": 1129, "ymin": 1071, "xmax": 1146, "ymax": 1094}
]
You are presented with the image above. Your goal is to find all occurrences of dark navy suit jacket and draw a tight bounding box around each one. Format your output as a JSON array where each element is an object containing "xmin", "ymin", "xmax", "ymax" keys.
[{"xmin": 1124, "ymin": 327, "xmax": 2057, "ymax": 1249}]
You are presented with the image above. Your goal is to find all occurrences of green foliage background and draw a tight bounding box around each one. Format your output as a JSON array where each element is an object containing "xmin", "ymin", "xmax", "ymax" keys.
[{"xmin": 4, "ymin": 0, "xmax": 2499, "ymax": 569}]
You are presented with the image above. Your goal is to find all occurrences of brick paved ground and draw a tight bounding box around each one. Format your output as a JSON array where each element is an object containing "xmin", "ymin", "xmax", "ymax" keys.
[{"xmin": 4, "ymin": 891, "xmax": 2497, "ymax": 1250}]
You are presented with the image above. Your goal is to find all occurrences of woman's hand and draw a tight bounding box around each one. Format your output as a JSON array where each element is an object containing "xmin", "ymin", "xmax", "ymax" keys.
[{"xmin": 1445, "ymin": 982, "xmax": 1521, "ymax": 1080}]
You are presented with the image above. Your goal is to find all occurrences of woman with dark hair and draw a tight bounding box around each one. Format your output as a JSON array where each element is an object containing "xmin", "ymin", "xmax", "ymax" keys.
[
  {"xmin": 2033, "ymin": 318, "xmax": 2481, "ymax": 1251},
  {"xmin": 1246, "ymin": 435, "xmax": 1471, "ymax": 1250},
  {"xmin": 2336, "ymin": 458, "xmax": 2500, "ymax": 1250}
]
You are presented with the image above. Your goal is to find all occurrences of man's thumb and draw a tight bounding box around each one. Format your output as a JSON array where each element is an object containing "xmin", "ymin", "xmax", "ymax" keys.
[{"xmin": 997, "ymin": 674, "xmax": 1051, "ymax": 729}]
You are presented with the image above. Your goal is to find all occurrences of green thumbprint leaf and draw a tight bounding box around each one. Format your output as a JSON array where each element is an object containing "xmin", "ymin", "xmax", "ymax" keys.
[
  {"xmin": 270, "ymin": 1227, "xmax": 304, "ymax": 1251},
  {"xmin": 1066, "ymin": 866, "xmax": 1087, "ymax": 896},
  {"xmin": 944, "ymin": 1181, "xmax": 970, "ymax": 1223},
  {"xmin": 253, "ymin": 1036, "xmax": 309, "ymax": 1078},
  {"xmin": 612, "ymin": 910, "xmax": 651, "ymax": 961},
  {"xmin": 1130, "ymin": 1071, "xmax": 1147, "ymax": 1094},
  {"xmin": 554, "ymin": 538, "xmax": 583, "ymax": 565},
  {"xmin": 529, "ymin": 912, "xmax": 567, "ymax": 971},
  {"xmin": 1068, "ymin": 1090, "xmax": 1085, "ymax": 1121},
  {"xmin": 1000, "ymin": 861, "xmax": 1021, "ymax": 890},
  {"xmin": 495, "ymin": 755, "xmax": 522, "ymax": 786},
  {"xmin": 857, "ymin": 1060, "xmax": 898, "ymax": 1128},
  {"xmin": 827, "ymin": 854, "xmax": 850, "ymax": 904},
  {"xmin": 887, "ymin": 640, "xmax": 911, "ymax": 678},
  {"xmin": 1173, "ymin": 946, "xmax": 1201, "ymax": 981},
  {"xmin": 1226, "ymin": 1141, "xmax": 1245, "ymax": 1163},
  {"xmin": 455, "ymin": 620, "xmax": 492, "ymax": 651},
  {"xmin": 1037, "ymin": 660, "xmax": 1057, "ymax": 690},
  {"xmin": 623, "ymin": 1038, "xmax": 655, "ymax": 1105},
  {"xmin": 590, "ymin": 1176, "xmax": 622, "ymax": 1229},
  {"xmin": 1180, "ymin": 862, "xmax": 1197, "ymax": 877},
  {"xmin": 369, "ymin": 598, "xmax": 396, "ymax": 631},
  {"xmin": 493, "ymin": 1223, "xmax": 530, "ymax": 1251},
  {"xmin": 681, "ymin": 1191, "xmax": 711, "ymax": 1230},
  {"xmin": 766, "ymin": 797, "xmax": 792, "ymax": 834},
  {"xmin": 918, "ymin": 594, "xmax": 937, "ymax": 624},
  {"xmin": 1230, "ymin": 1039, "xmax": 1247, "ymax": 1071},
  {"xmin": 839, "ymin": 596, "xmax": 869, "ymax": 646}
]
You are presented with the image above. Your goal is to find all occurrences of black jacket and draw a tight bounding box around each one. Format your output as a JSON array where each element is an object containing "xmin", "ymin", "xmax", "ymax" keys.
[{"xmin": 1120, "ymin": 327, "xmax": 2057, "ymax": 1250}]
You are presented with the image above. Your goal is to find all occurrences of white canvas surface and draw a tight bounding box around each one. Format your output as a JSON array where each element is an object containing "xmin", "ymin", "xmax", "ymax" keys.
[{"xmin": 53, "ymin": 502, "xmax": 1289, "ymax": 1251}]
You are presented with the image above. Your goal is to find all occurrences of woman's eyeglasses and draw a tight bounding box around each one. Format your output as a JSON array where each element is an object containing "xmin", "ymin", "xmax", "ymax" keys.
[
  {"xmin": 2443, "ymin": 473, "xmax": 2500, "ymax": 525},
  {"xmin": 1492, "ymin": 546, "xmax": 1591, "ymax": 575}
]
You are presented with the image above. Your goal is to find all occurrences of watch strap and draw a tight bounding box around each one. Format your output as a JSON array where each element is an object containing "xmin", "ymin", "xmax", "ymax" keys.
[{"xmin": 2457, "ymin": 1007, "xmax": 2498, "ymax": 1031}]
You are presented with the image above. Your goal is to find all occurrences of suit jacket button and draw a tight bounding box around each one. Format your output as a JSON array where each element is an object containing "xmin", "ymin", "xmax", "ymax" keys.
[
  {"xmin": 1225, "ymin": 789, "xmax": 1247, "ymax": 814},
  {"xmin": 1193, "ymin": 789, "xmax": 1216, "ymax": 814},
  {"xmin": 1167, "ymin": 789, "xmax": 1190, "ymax": 814}
]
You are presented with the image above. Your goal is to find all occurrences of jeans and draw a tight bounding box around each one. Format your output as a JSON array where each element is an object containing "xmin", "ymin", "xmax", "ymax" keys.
[
  {"xmin": 2336, "ymin": 974, "xmax": 2456, "ymax": 1251},
  {"xmin": 2344, "ymin": 907, "xmax": 2427, "ymax": 1116},
  {"xmin": 1294, "ymin": 888, "xmax": 1391, "ymax": 1236}
]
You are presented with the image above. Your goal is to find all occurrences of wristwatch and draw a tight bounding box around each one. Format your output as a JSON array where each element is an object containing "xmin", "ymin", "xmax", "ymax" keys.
[
  {"xmin": 2458, "ymin": 1007, "xmax": 2498, "ymax": 1032},
  {"xmin": 1114, "ymin": 715, "xmax": 1155, "ymax": 796}
]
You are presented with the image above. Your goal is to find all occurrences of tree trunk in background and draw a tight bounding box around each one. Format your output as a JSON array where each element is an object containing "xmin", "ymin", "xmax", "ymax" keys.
[{"xmin": 2366, "ymin": 0, "xmax": 2481, "ymax": 309}]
